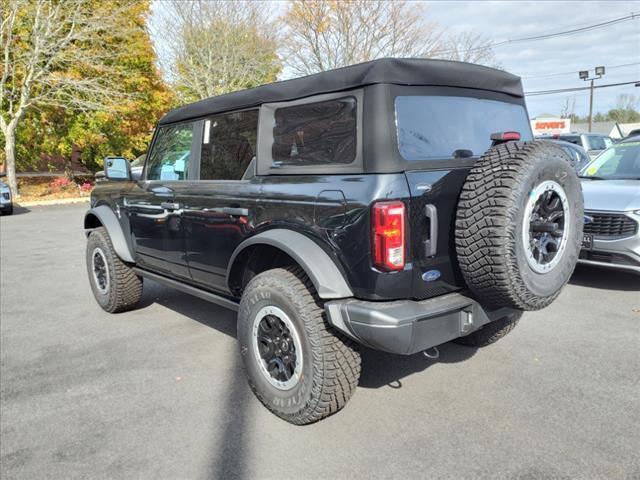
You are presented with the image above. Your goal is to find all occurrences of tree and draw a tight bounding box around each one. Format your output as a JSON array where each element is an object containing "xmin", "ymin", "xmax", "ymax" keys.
[
  {"xmin": 1, "ymin": 0, "xmax": 148, "ymax": 195},
  {"xmin": 280, "ymin": 0, "xmax": 498, "ymax": 76},
  {"xmin": 154, "ymin": 1, "xmax": 281, "ymax": 103},
  {"xmin": 9, "ymin": 2, "xmax": 172, "ymax": 177},
  {"xmin": 607, "ymin": 94, "xmax": 640, "ymax": 123},
  {"xmin": 436, "ymin": 32, "xmax": 500, "ymax": 67},
  {"xmin": 281, "ymin": 0, "xmax": 440, "ymax": 76}
]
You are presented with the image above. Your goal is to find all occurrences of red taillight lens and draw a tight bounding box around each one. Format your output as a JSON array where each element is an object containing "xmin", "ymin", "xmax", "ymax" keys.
[{"xmin": 372, "ymin": 201, "xmax": 406, "ymax": 271}]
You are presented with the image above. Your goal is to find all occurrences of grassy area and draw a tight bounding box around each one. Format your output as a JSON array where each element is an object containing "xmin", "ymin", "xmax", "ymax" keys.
[{"xmin": 17, "ymin": 177, "xmax": 93, "ymax": 202}]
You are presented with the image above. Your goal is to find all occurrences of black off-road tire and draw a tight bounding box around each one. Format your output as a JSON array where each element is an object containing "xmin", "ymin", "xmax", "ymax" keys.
[
  {"xmin": 86, "ymin": 227, "xmax": 142, "ymax": 313},
  {"xmin": 455, "ymin": 141, "xmax": 583, "ymax": 311},
  {"xmin": 237, "ymin": 266, "xmax": 361, "ymax": 425},
  {"xmin": 454, "ymin": 311, "xmax": 523, "ymax": 347}
]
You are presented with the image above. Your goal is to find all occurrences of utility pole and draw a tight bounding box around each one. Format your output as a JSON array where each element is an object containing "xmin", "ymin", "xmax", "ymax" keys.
[{"xmin": 579, "ymin": 66, "xmax": 605, "ymax": 133}]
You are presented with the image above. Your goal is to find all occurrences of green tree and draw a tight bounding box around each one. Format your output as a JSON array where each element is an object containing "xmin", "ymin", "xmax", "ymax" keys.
[
  {"xmin": 1, "ymin": 0, "xmax": 170, "ymax": 195},
  {"xmin": 607, "ymin": 94, "xmax": 640, "ymax": 123}
]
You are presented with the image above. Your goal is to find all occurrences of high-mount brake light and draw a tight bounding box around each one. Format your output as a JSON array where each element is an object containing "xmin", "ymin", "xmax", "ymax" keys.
[
  {"xmin": 371, "ymin": 201, "xmax": 406, "ymax": 271},
  {"xmin": 490, "ymin": 131, "xmax": 521, "ymax": 142}
]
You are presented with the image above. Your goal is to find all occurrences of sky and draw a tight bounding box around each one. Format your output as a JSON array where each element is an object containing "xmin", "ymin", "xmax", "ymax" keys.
[
  {"xmin": 150, "ymin": 0, "xmax": 640, "ymax": 119},
  {"xmin": 424, "ymin": 1, "xmax": 640, "ymax": 118}
]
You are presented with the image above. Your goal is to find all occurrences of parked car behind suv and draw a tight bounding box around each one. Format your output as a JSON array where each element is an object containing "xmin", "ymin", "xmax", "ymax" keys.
[
  {"xmin": 0, "ymin": 174, "xmax": 13, "ymax": 215},
  {"xmin": 83, "ymin": 58, "xmax": 583, "ymax": 424},
  {"xmin": 579, "ymin": 136, "xmax": 640, "ymax": 274},
  {"xmin": 557, "ymin": 133, "xmax": 613, "ymax": 159},
  {"xmin": 538, "ymin": 138, "xmax": 590, "ymax": 171}
]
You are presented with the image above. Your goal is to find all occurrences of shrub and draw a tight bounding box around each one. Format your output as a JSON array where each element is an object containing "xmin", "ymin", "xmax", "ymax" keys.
[{"xmin": 50, "ymin": 177, "xmax": 73, "ymax": 192}]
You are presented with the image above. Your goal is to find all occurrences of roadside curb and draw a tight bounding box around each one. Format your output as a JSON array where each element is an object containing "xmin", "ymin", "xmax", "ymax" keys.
[{"xmin": 17, "ymin": 197, "xmax": 90, "ymax": 207}]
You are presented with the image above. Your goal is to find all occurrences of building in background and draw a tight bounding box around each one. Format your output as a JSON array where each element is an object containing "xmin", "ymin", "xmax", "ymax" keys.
[
  {"xmin": 530, "ymin": 117, "xmax": 571, "ymax": 136},
  {"xmin": 571, "ymin": 122, "xmax": 640, "ymax": 139}
]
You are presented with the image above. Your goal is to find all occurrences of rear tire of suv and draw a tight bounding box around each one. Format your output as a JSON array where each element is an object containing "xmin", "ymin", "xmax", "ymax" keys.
[
  {"xmin": 86, "ymin": 227, "xmax": 143, "ymax": 313},
  {"xmin": 237, "ymin": 266, "xmax": 361, "ymax": 425},
  {"xmin": 456, "ymin": 141, "xmax": 583, "ymax": 311},
  {"xmin": 454, "ymin": 311, "xmax": 523, "ymax": 347}
]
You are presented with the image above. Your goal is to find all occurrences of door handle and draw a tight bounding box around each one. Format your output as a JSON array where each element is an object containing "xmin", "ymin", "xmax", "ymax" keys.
[
  {"xmin": 161, "ymin": 201, "xmax": 181, "ymax": 210},
  {"xmin": 212, "ymin": 207, "xmax": 249, "ymax": 216},
  {"xmin": 424, "ymin": 204, "xmax": 438, "ymax": 257}
]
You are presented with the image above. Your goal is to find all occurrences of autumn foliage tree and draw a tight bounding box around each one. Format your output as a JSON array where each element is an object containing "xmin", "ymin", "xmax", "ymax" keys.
[
  {"xmin": 1, "ymin": 0, "xmax": 171, "ymax": 195},
  {"xmin": 281, "ymin": 0, "xmax": 498, "ymax": 76}
]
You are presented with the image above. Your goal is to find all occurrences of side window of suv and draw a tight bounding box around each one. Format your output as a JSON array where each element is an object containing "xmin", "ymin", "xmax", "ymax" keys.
[
  {"xmin": 200, "ymin": 110, "xmax": 259, "ymax": 180},
  {"xmin": 146, "ymin": 122, "xmax": 194, "ymax": 181},
  {"xmin": 272, "ymin": 97, "xmax": 356, "ymax": 166}
]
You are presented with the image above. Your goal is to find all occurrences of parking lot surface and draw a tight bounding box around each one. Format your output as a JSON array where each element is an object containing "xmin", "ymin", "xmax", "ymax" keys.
[{"xmin": 1, "ymin": 203, "xmax": 639, "ymax": 479}]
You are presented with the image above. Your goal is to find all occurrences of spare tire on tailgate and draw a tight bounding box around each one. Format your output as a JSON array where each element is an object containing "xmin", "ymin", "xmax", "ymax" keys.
[{"xmin": 455, "ymin": 141, "xmax": 583, "ymax": 311}]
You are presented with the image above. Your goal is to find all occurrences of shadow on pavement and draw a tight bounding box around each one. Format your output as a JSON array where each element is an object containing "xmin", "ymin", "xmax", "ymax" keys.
[
  {"xmin": 141, "ymin": 280, "xmax": 249, "ymax": 479},
  {"xmin": 570, "ymin": 265, "xmax": 639, "ymax": 291},
  {"xmin": 359, "ymin": 342, "xmax": 478, "ymax": 389},
  {"xmin": 140, "ymin": 279, "xmax": 478, "ymax": 393},
  {"xmin": 2, "ymin": 205, "xmax": 30, "ymax": 216}
]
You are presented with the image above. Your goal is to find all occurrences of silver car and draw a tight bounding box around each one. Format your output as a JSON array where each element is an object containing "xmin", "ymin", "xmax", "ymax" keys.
[
  {"xmin": 579, "ymin": 136, "xmax": 640, "ymax": 274},
  {"xmin": 0, "ymin": 176, "xmax": 13, "ymax": 215}
]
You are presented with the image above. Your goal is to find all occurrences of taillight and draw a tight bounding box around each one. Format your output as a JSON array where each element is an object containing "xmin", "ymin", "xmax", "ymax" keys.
[{"xmin": 371, "ymin": 201, "xmax": 406, "ymax": 271}]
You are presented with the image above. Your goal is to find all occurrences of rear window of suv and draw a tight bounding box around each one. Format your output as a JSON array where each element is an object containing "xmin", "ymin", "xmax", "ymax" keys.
[{"xmin": 395, "ymin": 96, "xmax": 532, "ymax": 160}]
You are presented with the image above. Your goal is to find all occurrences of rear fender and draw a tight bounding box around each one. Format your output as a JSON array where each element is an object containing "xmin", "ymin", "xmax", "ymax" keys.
[{"xmin": 227, "ymin": 229, "xmax": 353, "ymax": 299}]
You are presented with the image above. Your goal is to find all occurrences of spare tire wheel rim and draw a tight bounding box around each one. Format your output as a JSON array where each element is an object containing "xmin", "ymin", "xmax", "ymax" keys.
[
  {"xmin": 91, "ymin": 247, "xmax": 110, "ymax": 294},
  {"xmin": 251, "ymin": 305, "xmax": 303, "ymax": 391},
  {"xmin": 522, "ymin": 180, "xmax": 571, "ymax": 274}
]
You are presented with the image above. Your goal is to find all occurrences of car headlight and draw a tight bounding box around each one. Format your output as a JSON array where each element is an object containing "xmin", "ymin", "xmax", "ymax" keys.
[{"xmin": 634, "ymin": 209, "xmax": 640, "ymax": 215}]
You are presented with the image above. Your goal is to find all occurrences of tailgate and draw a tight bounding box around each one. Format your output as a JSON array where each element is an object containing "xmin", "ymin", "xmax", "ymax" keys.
[{"xmin": 405, "ymin": 169, "xmax": 470, "ymax": 300}]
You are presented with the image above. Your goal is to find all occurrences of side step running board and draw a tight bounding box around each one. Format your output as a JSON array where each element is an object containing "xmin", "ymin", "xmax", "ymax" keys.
[{"xmin": 133, "ymin": 268, "xmax": 240, "ymax": 312}]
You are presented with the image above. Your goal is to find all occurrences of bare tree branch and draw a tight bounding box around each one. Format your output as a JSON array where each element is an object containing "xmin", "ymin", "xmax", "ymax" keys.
[
  {"xmin": 1, "ymin": 0, "xmax": 142, "ymax": 195},
  {"xmin": 280, "ymin": 1, "xmax": 498, "ymax": 76},
  {"xmin": 154, "ymin": 0, "xmax": 281, "ymax": 103}
]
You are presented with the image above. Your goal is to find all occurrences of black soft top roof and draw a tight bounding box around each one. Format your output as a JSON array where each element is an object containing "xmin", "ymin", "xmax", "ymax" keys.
[{"xmin": 159, "ymin": 58, "xmax": 523, "ymax": 125}]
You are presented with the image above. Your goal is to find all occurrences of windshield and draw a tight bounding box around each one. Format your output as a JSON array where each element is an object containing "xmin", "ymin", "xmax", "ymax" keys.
[
  {"xmin": 580, "ymin": 141, "xmax": 640, "ymax": 179},
  {"xmin": 395, "ymin": 96, "xmax": 532, "ymax": 160}
]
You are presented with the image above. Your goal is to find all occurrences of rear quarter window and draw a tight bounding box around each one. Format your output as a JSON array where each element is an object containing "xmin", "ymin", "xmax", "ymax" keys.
[
  {"xmin": 272, "ymin": 97, "xmax": 356, "ymax": 166},
  {"xmin": 395, "ymin": 96, "xmax": 532, "ymax": 160}
]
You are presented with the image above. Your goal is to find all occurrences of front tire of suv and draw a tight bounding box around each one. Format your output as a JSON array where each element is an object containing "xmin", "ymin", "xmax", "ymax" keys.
[
  {"xmin": 237, "ymin": 266, "xmax": 361, "ymax": 425},
  {"xmin": 86, "ymin": 226, "xmax": 143, "ymax": 313}
]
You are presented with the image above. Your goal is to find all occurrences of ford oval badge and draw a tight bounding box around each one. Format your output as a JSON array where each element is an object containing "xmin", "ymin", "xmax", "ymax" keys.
[{"xmin": 422, "ymin": 270, "xmax": 441, "ymax": 282}]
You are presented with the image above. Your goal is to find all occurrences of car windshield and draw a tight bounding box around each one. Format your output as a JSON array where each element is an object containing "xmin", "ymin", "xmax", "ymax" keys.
[
  {"xmin": 395, "ymin": 96, "xmax": 532, "ymax": 160},
  {"xmin": 580, "ymin": 141, "xmax": 640, "ymax": 179}
]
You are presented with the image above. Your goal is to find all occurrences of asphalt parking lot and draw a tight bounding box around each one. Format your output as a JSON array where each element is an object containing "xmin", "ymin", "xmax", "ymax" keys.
[{"xmin": 1, "ymin": 203, "xmax": 639, "ymax": 479}]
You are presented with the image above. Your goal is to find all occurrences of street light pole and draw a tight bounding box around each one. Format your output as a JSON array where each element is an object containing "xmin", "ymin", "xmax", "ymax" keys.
[
  {"xmin": 588, "ymin": 79, "xmax": 594, "ymax": 133},
  {"xmin": 579, "ymin": 66, "xmax": 605, "ymax": 133}
]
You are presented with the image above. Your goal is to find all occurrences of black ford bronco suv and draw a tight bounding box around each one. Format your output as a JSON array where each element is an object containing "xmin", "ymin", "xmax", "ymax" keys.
[{"xmin": 84, "ymin": 58, "xmax": 583, "ymax": 424}]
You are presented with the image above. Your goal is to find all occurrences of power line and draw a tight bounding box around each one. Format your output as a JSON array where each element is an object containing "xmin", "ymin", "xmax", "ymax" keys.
[
  {"xmin": 522, "ymin": 62, "xmax": 640, "ymax": 80},
  {"xmin": 431, "ymin": 12, "xmax": 639, "ymax": 55},
  {"xmin": 525, "ymin": 80, "xmax": 639, "ymax": 96}
]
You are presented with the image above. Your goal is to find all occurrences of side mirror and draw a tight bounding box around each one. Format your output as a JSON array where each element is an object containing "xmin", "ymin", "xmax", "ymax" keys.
[
  {"xmin": 104, "ymin": 156, "xmax": 131, "ymax": 181},
  {"xmin": 95, "ymin": 171, "xmax": 106, "ymax": 182}
]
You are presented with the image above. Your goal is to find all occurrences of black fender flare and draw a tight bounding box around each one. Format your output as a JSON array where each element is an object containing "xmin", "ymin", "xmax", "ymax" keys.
[
  {"xmin": 84, "ymin": 205, "xmax": 135, "ymax": 263},
  {"xmin": 227, "ymin": 229, "xmax": 353, "ymax": 299}
]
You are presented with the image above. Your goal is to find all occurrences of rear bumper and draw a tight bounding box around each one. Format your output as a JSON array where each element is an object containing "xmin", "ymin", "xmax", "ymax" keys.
[{"xmin": 325, "ymin": 292, "xmax": 517, "ymax": 355}]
